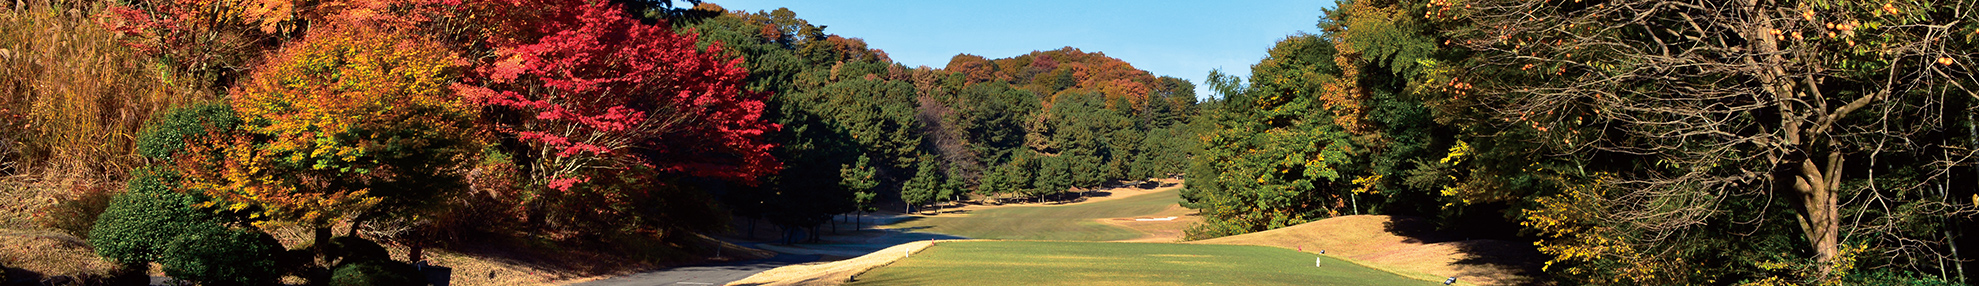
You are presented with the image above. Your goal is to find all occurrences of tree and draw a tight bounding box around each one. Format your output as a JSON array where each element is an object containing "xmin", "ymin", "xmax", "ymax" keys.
[
  {"xmin": 1182, "ymin": 33, "xmax": 1361, "ymax": 239},
  {"xmin": 1452, "ymin": 0, "xmax": 1979, "ymax": 281},
  {"xmin": 902, "ymin": 154, "xmax": 944, "ymax": 213},
  {"xmin": 1034, "ymin": 154, "xmax": 1070, "ymax": 203},
  {"xmin": 841, "ymin": 155, "xmax": 879, "ymax": 229},
  {"xmin": 177, "ymin": 23, "xmax": 476, "ymax": 259},
  {"xmin": 454, "ymin": 0, "xmax": 777, "ymax": 235}
]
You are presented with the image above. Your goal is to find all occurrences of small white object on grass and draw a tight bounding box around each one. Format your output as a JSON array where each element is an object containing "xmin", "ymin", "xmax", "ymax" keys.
[{"xmin": 1315, "ymin": 257, "xmax": 1323, "ymax": 267}]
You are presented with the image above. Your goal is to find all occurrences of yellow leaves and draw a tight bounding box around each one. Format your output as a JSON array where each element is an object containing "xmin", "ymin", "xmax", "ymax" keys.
[
  {"xmin": 1350, "ymin": 175, "xmax": 1382, "ymax": 194},
  {"xmin": 1438, "ymin": 140, "xmax": 1470, "ymax": 165}
]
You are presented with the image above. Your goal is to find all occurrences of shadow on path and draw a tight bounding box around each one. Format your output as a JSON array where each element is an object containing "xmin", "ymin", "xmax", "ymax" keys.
[{"xmin": 569, "ymin": 252, "xmax": 821, "ymax": 286}]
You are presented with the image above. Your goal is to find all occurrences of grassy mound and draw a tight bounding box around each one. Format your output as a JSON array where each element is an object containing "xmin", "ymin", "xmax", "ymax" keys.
[
  {"xmin": 1192, "ymin": 215, "xmax": 1544, "ymax": 285},
  {"xmin": 885, "ymin": 188, "xmax": 1182, "ymax": 241},
  {"xmin": 845, "ymin": 240, "xmax": 1420, "ymax": 286}
]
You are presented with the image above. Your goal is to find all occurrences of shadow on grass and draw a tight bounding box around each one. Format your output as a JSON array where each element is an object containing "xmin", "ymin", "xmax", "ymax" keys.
[
  {"xmin": 436, "ymin": 230, "xmax": 767, "ymax": 279},
  {"xmin": 1382, "ymin": 215, "xmax": 1552, "ymax": 285}
]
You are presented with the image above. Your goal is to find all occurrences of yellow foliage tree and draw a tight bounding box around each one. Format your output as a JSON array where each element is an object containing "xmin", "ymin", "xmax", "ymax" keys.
[{"xmin": 176, "ymin": 22, "xmax": 475, "ymax": 254}]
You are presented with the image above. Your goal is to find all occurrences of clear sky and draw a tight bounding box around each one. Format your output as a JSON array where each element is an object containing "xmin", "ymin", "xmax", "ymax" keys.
[{"xmin": 700, "ymin": 0, "xmax": 1333, "ymax": 99}]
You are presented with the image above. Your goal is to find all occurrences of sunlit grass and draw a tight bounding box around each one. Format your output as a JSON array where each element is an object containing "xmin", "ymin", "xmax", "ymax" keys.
[
  {"xmin": 885, "ymin": 188, "xmax": 1182, "ymax": 241},
  {"xmin": 847, "ymin": 240, "xmax": 1422, "ymax": 286}
]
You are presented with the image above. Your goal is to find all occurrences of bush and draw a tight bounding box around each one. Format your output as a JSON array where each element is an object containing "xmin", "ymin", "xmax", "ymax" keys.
[
  {"xmin": 158, "ymin": 225, "xmax": 282, "ymax": 286},
  {"xmin": 36, "ymin": 182, "xmax": 115, "ymax": 240},
  {"xmin": 330, "ymin": 260, "xmax": 424, "ymax": 286},
  {"xmin": 88, "ymin": 167, "xmax": 222, "ymax": 264},
  {"xmin": 134, "ymin": 102, "xmax": 239, "ymax": 161}
]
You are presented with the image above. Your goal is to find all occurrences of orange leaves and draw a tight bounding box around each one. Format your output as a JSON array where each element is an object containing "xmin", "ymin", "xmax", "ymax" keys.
[
  {"xmin": 185, "ymin": 22, "xmax": 474, "ymax": 227},
  {"xmin": 235, "ymin": 23, "xmax": 468, "ymax": 170}
]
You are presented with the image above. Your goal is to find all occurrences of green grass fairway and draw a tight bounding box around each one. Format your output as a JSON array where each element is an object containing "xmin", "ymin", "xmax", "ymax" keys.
[
  {"xmin": 846, "ymin": 240, "xmax": 1425, "ymax": 286},
  {"xmin": 887, "ymin": 188, "xmax": 1181, "ymax": 241}
]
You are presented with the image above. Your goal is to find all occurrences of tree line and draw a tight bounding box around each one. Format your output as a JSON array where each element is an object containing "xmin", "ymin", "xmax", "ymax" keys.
[
  {"xmin": 677, "ymin": 5, "xmax": 1203, "ymax": 240},
  {"xmin": 1183, "ymin": 0, "xmax": 1979, "ymax": 284},
  {"xmin": 2, "ymin": 0, "xmax": 1204, "ymax": 283}
]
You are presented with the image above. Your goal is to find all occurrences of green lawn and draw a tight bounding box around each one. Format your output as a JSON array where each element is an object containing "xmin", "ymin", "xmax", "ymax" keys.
[
  {"xmin": 887, "ymin": 188, "xmax": 1181, "ymax": 241},
  {"xmin": 846, "ymin": 240, "xmax": 1426, "ymax": 286}
]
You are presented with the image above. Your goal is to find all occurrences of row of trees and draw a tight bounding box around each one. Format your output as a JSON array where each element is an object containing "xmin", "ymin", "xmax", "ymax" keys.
[
  {"xmin": 1185, "ymin": 0, "xmax": 1979, "ymax": 284},
  {"xmin": 9, "ymin": 1, "xmax": 1210, "ymax": 282},
  {"xmin": 674, "ymin": 5, "xmax": 1204, "ymax": 240}
]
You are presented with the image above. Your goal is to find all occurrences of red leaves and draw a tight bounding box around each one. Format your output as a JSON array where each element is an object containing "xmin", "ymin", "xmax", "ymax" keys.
[{"xmin": 457, "ymin": 0, "xmax": 777, "ymax": 191}]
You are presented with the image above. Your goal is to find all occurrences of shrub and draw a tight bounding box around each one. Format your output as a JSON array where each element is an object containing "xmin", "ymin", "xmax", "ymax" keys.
[
  {"xmin": 330, "ymin": 260, "xmax": 424, "ymax": 286},
  {"xmin": 36, "ymin": 182, "xmax": 115, "ymax": 240},
  {"xmin": 134, "ymin": 102, "xmax": 240, "ymax": 161},
  {"xmin": 158, "ymin": 225, "xmax": 283, "ymax": 286},
  {"xmin": 87, "ymin": 167, "xmax": 223, "ymax": 264}
]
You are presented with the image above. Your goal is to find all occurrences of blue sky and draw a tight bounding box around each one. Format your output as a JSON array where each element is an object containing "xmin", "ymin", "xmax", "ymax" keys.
[{"xmin": 700, "ymin": 0, "xmax": 1332, "ymax": 99}]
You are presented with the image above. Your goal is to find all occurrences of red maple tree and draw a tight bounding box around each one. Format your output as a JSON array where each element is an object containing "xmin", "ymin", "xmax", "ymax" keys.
[{"xmin": 454, "ymin": 0, "xmax": 778, "ymax": 193}]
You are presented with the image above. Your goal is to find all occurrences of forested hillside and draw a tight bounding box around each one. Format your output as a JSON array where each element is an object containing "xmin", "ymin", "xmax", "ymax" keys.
[{"xmin": 671, "ymin": 4, "xmax": 1204, "ymax": 240}]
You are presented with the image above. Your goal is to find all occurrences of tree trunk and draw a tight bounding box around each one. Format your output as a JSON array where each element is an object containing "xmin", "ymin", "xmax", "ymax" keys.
[
  {"xmin": 313, "ymin": 226, "xmax": 332, "ymax": 264},
  {"xmin": 409, "ymin": 243, "xmax": 423, "ymax": 263},
  {"xmin": 1788, "ymin": 155, "xmax": 1842, "ymax": 275}
]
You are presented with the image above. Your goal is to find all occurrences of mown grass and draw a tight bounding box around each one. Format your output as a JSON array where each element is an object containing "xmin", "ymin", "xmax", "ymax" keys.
[
  {"xmin": 885, "ymin": 188, "xmax": 1182, "ymax": 241},
  {"xmin": 846, "ymin": 240, "xmax": 1424, "ymax": 286}
]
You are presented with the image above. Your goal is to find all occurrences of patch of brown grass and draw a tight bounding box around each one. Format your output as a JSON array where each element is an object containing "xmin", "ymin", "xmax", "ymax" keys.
[
  {"xmin": 1191, "ymin": 215, "xmax": 1546, "ymax": 286},
  {"xmin": 258, "ymin": 223, "xmax": 776, "ymax": 286},
  {"xmin": 1099, "ymin": 204, "xmax": 1201, "ymax": 243},
  {"xmin": 0, "ymin": 177, "xmax": 124, "ymax": 281},
  {"xmin": 0, "ymin": 230, "xmax": 120, "ymax": 279},
  {"xmin": 0, "ymin": 0, "xmax": 215, "ymax": 181}
]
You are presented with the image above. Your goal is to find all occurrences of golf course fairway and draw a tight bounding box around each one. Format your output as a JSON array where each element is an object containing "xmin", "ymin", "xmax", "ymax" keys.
[
  {"xmin": 885, "ymin": 188, "xmax": 1183, "ymax": 241},
  {"xmin": 844, "ymin": 240, "xmax": 1423, "ymax": 286}
]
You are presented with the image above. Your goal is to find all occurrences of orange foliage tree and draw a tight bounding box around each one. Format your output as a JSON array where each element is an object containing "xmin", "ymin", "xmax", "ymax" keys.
[{"xmin": 175, "ymin": 22, "xmax": 476, "ymax": 249}]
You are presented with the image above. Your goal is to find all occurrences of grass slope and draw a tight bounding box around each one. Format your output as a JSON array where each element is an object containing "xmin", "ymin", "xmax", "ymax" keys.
[
  {"xmin": 885, "ymin": 188, "xmax": 1182, "ymax": 241},
  {"xmin": 846, "ymin": 241, "xmax": 1421, "ymax": 286},
  {"xmin": 1193, "ymin": 215, "xmax": 1543, "ymax": 285}
]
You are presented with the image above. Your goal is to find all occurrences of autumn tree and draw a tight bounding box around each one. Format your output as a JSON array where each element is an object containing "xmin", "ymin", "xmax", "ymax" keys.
[
  {"xmin": 172, "ymin": 23, "xmax": 474, "ymax": 265},
  {"xmin": 454, "ymin": 0, "xmax": 776, "ymax": 235}
]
